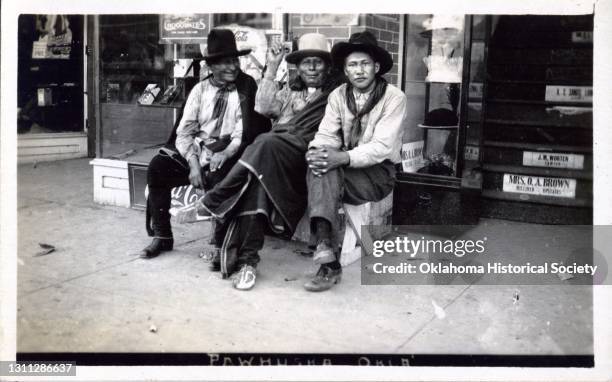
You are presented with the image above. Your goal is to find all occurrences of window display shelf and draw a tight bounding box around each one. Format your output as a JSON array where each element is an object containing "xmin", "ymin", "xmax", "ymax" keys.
[
  {"xmin": 482, "ymin": 140, "xmax": 592, "ymax": 153},
  {"xmin": 481, "ymin": 163, "xmax": 592, "ymax": 180},
  {"xmin": 137, "ymin": 101, "xmax": 184, "ymax": 109},
  {"xmin": 487, "ymin": 79, "xmax": 592, "ymax": 86},
  {"xmin": 101, "ymin": 62, "xmax": 167, "ymax": 74},
  {"xmin": 485, "ymin": 118, "xmax": 592, "ymax": 130},
  {"xmin": 487, "ymin": 98, "xmax": 593, "ymax": 107}
]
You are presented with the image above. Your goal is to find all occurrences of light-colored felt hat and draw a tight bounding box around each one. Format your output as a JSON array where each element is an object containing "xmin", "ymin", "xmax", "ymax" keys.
[{"xmin": 285, "ymin": 33, "xmax": 331, "ymax": 65}]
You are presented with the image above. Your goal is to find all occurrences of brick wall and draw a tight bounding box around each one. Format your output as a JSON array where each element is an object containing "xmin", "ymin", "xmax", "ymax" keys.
[
  {"xmin": 364, "ymin": 14, "xmax": 401, "ymax": 86},
  {"xmin": 288, "ymin": 14, "xmax": 402, "ymax": 86}
]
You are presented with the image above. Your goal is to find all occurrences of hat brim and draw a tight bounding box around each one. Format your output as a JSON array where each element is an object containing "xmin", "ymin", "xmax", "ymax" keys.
[
  {"xmin": 331, "ymin": 42, "xmax": 393, "ymax": 75},
  {"xmin": 285, "ymin": 50, "xmax": 331, "ymax": 65},
  {"xmin": 202, "ymin": 48, "xmax": 252, "ymax": 61}
]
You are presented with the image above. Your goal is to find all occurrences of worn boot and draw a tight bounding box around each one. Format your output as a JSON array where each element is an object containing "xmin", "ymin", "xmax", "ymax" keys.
[
  {"xmin": 303, "ymin": 264, "xmax": 342, "ymax": 292},
  {"xmin": 140, "ymin": 238, "xmax": 174, "ymax": 259},
  {"xmin": 141, "ymin": 186, "xmax": 173, "ymax": 259}
]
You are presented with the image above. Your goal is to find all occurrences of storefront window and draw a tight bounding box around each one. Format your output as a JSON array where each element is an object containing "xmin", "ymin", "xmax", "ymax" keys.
[
  {"xmin": 17, "ymin": 14, "xmax": 84, "ymax": 135},
  {"xmin": 401, "ymin": 14, "xmax": 466, "ymax": 178},
  {"xmin": 98, "ymin": 15, "xmax": 174, "ymax": 158},
  {"xmin": 97, "ymin": 13, "xmax": 277, "ymax": 158}
]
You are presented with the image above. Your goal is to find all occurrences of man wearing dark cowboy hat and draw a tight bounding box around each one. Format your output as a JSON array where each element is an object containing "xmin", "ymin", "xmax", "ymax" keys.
[
  {"xmin": 304, "ymin": 31, "xmax": 408, "ymax": 292},
  {"xmin": 197, "ymin": 33, "xmax": 344, "ymax": 290},
  {"xmin": 139, "ymin": 29, "xmax": 269, "ymax": 259}
]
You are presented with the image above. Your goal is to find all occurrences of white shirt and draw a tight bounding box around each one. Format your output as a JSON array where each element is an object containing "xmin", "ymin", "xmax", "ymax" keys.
[{"xmin": 175, "ymin": 78, "xmax": 243, "ymax": 166}]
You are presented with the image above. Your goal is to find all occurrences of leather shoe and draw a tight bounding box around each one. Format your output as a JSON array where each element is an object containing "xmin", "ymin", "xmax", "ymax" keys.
[
  {"xmin": 304, "ymin": 265, "xmax": 342, "ymax": 292},
  {"xmin": 139, "ymin": 238, "xmax": 173, "ymax": 259}
]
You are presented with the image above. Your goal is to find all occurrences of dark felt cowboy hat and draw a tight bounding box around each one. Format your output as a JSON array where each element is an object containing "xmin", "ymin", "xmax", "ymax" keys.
[
  {"xmin": 331, "ymin": 30, "xmax": 393, "ymax": 75},
  {"xmin": 202, "ymin": 29, "xmax": 252, "ymax": 61},
  {"xmin": 285, "ymin": 33, "xmax": 331, "ymax": 65}
]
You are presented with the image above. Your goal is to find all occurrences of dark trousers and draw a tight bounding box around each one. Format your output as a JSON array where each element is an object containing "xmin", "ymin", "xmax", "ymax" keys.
[
  {"xmin": 307, "ymin": 161, "xmax": 396, "ymax": 249},
  {"xmin": 146, "ymin": 152, "xmax": 238, "ymax": 245},
  {"xmin": 228, "ymin": 213, "xmax": 266, "ymax": 268}
]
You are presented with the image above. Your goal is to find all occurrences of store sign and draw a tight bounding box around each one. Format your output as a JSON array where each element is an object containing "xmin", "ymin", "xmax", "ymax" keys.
[
  {"xmin": 401, "ymin": 141, "xmax": 425, "ymax": 173},
  {"xmin": 464, "ymin": 145, "xmax": 480, "ymax": 161},
  {"xmin": 523, "ymin": 151, "xmax": 584, "ymax": 170},
  {"xmin": 545, "ymin": 85, "xmax": 592, "ymax": 103},
  {"xmin": 503, "ymin": 174, "xmax": 576, "ymax": 198},
  {"xmin": 300, "ymin": 14, "xmax": 358, "ymax": 26},
  {"xmin": 160, "ymin": 14, "xmax": 209, "ymax": 43}
]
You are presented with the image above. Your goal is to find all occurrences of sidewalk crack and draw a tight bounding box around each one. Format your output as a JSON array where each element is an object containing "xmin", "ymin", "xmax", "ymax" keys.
[{"xmin": 393, "ymin": 284, "xmax": 473, "ymax": 352}]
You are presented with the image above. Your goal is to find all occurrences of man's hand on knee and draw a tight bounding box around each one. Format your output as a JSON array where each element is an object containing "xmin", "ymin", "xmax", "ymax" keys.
[
  {"xmin": 306, "ymin": 147, "xmax": 350, "ymax": 176},
  {"xmin": 188, "ymin": 155, "xmax": 205, "ymax": 189}
]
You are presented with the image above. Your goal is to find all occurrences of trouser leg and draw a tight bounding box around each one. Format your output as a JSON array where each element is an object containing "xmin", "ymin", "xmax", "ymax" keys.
[
  {"xmin": 202, "ymin": 155, "xmax": 241, "ymax": 247},
  {"xmin": 147, "ymin": 153, "xmax": 191, "ymax": 238},
  {"xmin": 307, "ymin": 162, "xmax": 396, "ymax": 265},
  {"xmin": 307, "ymin": 167, "xmax": 343, "ymax": 246},
  {"xmin": 234, "ymin": 214, "xmax": 265, "ymax": 267}
]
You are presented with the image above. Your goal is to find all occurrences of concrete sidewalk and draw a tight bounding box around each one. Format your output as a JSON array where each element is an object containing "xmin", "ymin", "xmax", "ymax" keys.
[{"xmin": 17, "ymin": 158, "xmax": 592, "ymax": 355}]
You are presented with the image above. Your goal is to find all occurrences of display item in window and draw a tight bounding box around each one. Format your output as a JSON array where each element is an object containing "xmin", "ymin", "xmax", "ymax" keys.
[{"xmin": 137, "ymin": 84, "xmax": 161, "ymax": 105}]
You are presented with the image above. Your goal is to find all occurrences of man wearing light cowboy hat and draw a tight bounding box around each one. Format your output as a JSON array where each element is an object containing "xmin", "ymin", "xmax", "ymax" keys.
[
  {"xmin": 304, "ymin": 31, "xmax": 408, "ymax": 292},
  {"xmin": 256, "ymin": 33, "xmax": 333, "ymax": 123},
  {"xmin": 197, "ymin": 33, "xmax": 344, "ymax": 290},
  {"xmin": 139, "ymin": 29, "xmax": 269, "ymax": 259}
]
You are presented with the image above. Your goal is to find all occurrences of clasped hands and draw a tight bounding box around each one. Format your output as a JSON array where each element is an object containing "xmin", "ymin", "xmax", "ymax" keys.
[{"xmin": 306, "ymin": 147, "xmax": 350, "ymax": 177}]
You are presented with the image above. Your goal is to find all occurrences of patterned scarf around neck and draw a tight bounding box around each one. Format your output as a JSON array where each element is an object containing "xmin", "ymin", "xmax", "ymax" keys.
[
  {"xmin": 345, "ymin": 76, "xmax": 387, "ymax": 149},
  {"xmin": 209, "ymin": 77, "xmax": 237, "ymax": 138}
]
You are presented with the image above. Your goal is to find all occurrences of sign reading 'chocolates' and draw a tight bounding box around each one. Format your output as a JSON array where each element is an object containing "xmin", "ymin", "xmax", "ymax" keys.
[{"xmin": 159, "ymin": 14, "xmax": 210, "ymax": 44}]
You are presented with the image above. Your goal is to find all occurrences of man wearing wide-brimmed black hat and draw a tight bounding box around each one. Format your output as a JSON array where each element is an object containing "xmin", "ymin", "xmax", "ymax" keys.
[
  {"xmin": 304, "ymin": 31, "xmax": 408, "ymax": 292},
  {"xmin": 139, "ymin": 29, "xmax": 269, "ymax": 259}
]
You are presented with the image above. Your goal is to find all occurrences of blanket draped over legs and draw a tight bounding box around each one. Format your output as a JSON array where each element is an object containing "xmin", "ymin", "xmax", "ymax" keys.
[{"xmin": 201, "ymin": 93, "xmax": 331, "ymax": 278}]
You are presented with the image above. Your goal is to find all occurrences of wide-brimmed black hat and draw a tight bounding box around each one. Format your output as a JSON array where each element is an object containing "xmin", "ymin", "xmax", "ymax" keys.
[
  {"xmin": 418, "ymin": 108, "xmax": 459, "ymax": 129},
  {"xmin": 202, "ymin": 29, "xmax": 251, "ymax": 61},
  {"xmin": 331, "ymin": 31, "xmax": 393, "ymax": 75}
]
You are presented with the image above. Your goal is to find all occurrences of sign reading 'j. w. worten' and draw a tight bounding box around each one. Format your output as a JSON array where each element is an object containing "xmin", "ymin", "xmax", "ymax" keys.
[{"xmin": 522, "ymin": 151, "xmax": 585, "ymax": 170}]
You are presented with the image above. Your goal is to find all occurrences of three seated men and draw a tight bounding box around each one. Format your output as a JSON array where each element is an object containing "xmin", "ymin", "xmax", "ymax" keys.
[{"xmin": 140, "ymin": 29, "xmax": 407, "ymax": 293}]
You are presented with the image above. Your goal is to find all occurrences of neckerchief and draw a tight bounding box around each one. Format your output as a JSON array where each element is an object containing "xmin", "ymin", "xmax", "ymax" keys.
[
  {"xmin": 345, "ymin": 77, "xmax": 387, "ymax": 149},
  {"xmin": 209, "ymin": 77, "xmax": 237, "ymax": 138}
]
